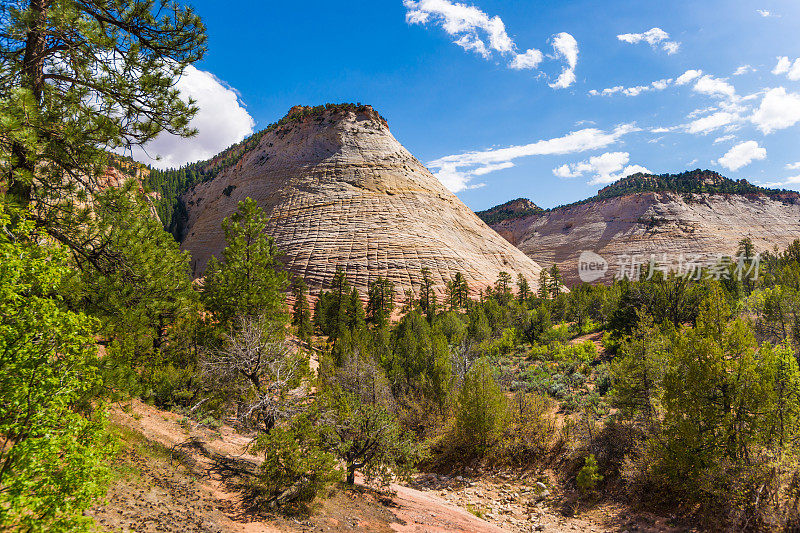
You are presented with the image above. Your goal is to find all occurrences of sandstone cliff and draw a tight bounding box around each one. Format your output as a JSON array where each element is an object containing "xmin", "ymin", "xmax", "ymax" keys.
[
  {"xmin": 179, "ymin": 104, "xmax": 544, "ymax": 297},
  {"xmin": 491, "ymin": 189, "xmax": 800, "ymax": 286}
]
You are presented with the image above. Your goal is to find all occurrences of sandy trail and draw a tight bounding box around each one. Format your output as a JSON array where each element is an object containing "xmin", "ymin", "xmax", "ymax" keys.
[{"xmin": 109, "ymin": 399, "xmax": 510, "ymax": 532}]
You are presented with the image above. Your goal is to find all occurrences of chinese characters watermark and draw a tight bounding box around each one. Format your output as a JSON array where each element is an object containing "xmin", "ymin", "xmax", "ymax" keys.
[{"xmin": 577, "ymin": 250, "xmax": 760, "ymax": 282}]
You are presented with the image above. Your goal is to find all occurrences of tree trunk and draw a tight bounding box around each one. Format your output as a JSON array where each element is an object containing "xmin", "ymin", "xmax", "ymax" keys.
[
  {"xmin": 346, "ymin": 465, "xmax": 356, "ymax": 485},
  {"xmin": 9, "ymin": 0, "xmax": 48, "ymax": 205}
]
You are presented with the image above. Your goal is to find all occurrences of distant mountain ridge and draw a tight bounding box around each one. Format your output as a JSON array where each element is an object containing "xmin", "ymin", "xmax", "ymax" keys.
[
  {"xmin": 482, "ymin": 170, "xmax": 798, "ymax": 228},
  {"xmin": 476, "ymin": 198, "xmax": 543, "ymax": 225},
  {"xmin": 596, "ymin": 169, "xmax": 792, "ymax": 200},
  {"xmin": 484, "ymin": 170, "xmax": 800, "ymax": 285}
]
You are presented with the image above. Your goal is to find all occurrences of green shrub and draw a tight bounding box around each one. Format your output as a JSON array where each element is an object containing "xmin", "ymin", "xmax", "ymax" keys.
[
  {"xmin": 0, "ymin": 204, "xmax": 114, "ymax": 531},
  {"xmin": 321, "ymin": 388, "xmax": 420, "ymax": 486},
  {"xmin": 576, "ymin": 454, "xmax": 603, "ymax": 495},
  {"xmin": 143, "ymin": 363, "xmax": 196, "ymax": 408},
  {"xmin": 252, "ymin": 419, "xmax": 340, "ymax": 511},
  {"xmin": 454, "ymin": 358, "xmax": 509, "ymax": 457},
  {"xmin": 502, "ymin": 393, "xmax": 555, "ymax": 463},
  {"xmin": 488, "ymin": 328, "xmax": 516, "ymax": 357}
]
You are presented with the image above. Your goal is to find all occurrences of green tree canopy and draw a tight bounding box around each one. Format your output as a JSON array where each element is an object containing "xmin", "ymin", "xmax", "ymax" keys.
[
  {"xmin": 0, "ymin": 202, "xmax": 113, "ymax": 531},
  {"xmin": 203, "ymin": 197, "xmax": 287, "ymax": 328},
  {"xmin": 1, "ymin": 0, "xmax": 206, "ymax": 262},
  {"xmin": 366, "ymin": 276, "xmax": 396, "ymax": 327}
]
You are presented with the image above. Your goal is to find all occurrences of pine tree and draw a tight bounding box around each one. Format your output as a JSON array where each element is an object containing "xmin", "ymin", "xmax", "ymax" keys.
[
  {"xmin": 203, "ymin": 198, "xmax": 288, "ymax": 328},
  {"xmin": 1, "ymin": 0, "xmax": 206, "ymax": 262},
  {"xmin": 313, "ymin": 267, "xmax": 358, "ymax": 347},
  {"xmin": 346, "ymin": 287, "xmax": 366, "ymax": 332},
  {"xmin": 400, "ymin": 289, "xmax": 416, "ymax": 315},
  {"xmin": 418, "ymin": 267, "xmax": 438, "ymax": 322},
  {"xmin": 454, "ymin": 358, "xmax": 509, "ymax": 456},
  {"xmin": 538, "ymin": 269, "xmax": 550, "ymax": 299},
  {"xmin": 516, "ymin": 274, "xmax": 530, "ymax": 303},
  {"xmin": 446, "ymin": 272, "xmax": 470, "ymax": 310},
  {"xmin": 366, "ymin": 277, "xmax": 396, "ymax": 327},
  {"xmin": 388, "ymin": 311, "xmax": 451, "ymax": 408},
  {"xmin": 549, "ymin": 264, "xmax": 562, "ymax": 299},
  {"xmin": 737, "ymin": 237, "xmax": 757, "ymax": 295},
  {"xmin": 495, "ymin": 271, "xmax": 513, "ymax": 304},
  {"xmin": 610, "ymin": 314, "xmax": 667, "ymax": 427},
  {"xmin": 76, "ymin": 185, "xmax": 198, "ymax": 390},
  {"xmin": 292, "ymin": 278, "xmax": 312, "ymax": 343}
]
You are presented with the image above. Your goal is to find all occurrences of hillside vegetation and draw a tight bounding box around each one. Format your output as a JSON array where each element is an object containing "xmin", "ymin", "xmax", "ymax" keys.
[
  {"xmin": 476, "ymin": 198, "xmax": 543, "ymax": 225},
  {"xmin": 5, "ymin": 2, "xmax": 800, "ymax": 531}
]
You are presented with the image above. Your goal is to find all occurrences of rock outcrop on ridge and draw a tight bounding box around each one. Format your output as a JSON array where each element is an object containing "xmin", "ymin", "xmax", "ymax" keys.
[
  {"xmin": 487, "ymin": 171, "xmax": 800, "ymax": 286},
  {"xmin": 476, "ymin": 198, "xmax": 543, "ymax": 225},
  {"xmin": 179, "ymin": 104, "xmax": 544, "ymax": 297}
]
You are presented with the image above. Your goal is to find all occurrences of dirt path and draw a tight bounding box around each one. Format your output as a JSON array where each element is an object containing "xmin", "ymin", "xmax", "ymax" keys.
[
  {"xmin": 91, "ymin": 400, "xmax": 509, "ymax": 532},
  {"xmin": 91, "ymin": 400, "xmax": 680, "ymax": 532}
]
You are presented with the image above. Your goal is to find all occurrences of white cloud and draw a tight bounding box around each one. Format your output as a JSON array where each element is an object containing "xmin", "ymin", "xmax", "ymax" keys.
[
  {"xmin": 761, "ymin": 175, "xmax": 800, "ymax": 188},
  {"xmin": 428, "ymin": 123, "xmax": 638, "ymax": 192},
  {"xmin": 404, "ymin": 0, "xmax": 517, "ymax": 56},
  {"xmin": 676, "ymin": 69, "xmax": 703, "ymax": 85},
  {"xmin": 687, "ymin": 106, "xmax": 716, "ymax": 119},
  {"xmin": 662, "ymin": 41, "xmax": 680, "ymax": 55},
  {"xmin": 716, "ymin": 140, "xmax": 766, "ymax": 171},
  {"xmin": 403, "ymin": 0, "xmax": 575, "ymax": 86},
  {"xmin": 773, "ymin": 57, "xmax": 791, "ymax": 74},
  {"xmin": 129, "ymin": 65, "xmax": 254, "ymax": 169},
  {"xmin": 733, "ymin": 65, "xmax": 755, "ymax": 76},
  {"xmin": 552, "ymin": 151, "xmax": 650, "ymax": 185},
  {"xmin": 651, "ymin": 79, "xmax": 670, "ymax": 90},
  {"xmin": 757, "ymin": 9, "xmax": 776, "ymax": 17},
  {"xmin": 454, "ymin": 33, "xmax": 490, "ymax": 58},
  {"xmin": 595, "ymin": 71, "xmax": 738, "ymax": 109},
  {"xmin": 693, "ymin": 74, "xmax": 737, "ymax": 100},
  {"xmin": 509, "ymin": 48, "xmax": 544, "ymax": 70},
  {"xmin": 617, "ymin": 27, "xmax": 680, "ymax": 54},
  {"xmin": 589, "ymin": 78, "xmax": 672, "ymax": 97},
  {"xmin": 472, "ymin": 161, "xmax": 514, "ymax": 175},
  {"xmin": 686, "ymin": 111, "xmax": 738, "ymax": 134},
  {"xmin": 751, "ymin": 87, "xmax": 800, "ymax": 134},
  {"xmin": 772, "ymin": 56, "xmax": 800, "ymax": 81},
  {"xmin": 786, "ymin": 162, "xmax": 800, "ymax": 170},
  {"xmin": 713, "ymin": 134, "xmax": 736, "ymax": 144},
  {"xmin": 549, "ymin": 32, "xmax": 579, "ymax": 89},
  {"xmin": 588, "ymin": 86, "xmax": 621, "ymax": 96}
]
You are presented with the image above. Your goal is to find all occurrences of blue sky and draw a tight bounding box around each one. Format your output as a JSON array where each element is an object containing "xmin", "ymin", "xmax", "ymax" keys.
[{"xmin": 136, "ymin": 0, "xmax": 800, "ymax": 211}]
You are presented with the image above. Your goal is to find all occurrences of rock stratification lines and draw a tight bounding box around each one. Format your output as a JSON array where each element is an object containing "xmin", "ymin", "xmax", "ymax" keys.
[
  {"xmin": 491, "ymin": 191, "xmax": 800, "ymax": 285},
  {"xmin": 180, "ymin": 105, "xmax": 544, "ymax": 297}
]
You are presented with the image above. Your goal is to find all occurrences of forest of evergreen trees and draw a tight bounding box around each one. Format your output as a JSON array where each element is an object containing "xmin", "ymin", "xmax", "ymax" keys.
[{"xmin": 6, "ymin": 1, "xmax": 800, "ymax": 530}]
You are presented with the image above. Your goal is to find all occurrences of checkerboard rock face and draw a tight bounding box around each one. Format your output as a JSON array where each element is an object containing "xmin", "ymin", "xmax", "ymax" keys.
[
  {"xmin": 490, "ymin": 191, "xmax": 800, "ymax": 285},
  {"xmin": 179, "ymin": 105, "xmax": 544, "ymax": 297}
]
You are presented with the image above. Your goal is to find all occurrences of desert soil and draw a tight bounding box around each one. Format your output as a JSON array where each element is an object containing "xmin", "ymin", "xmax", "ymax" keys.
[{"xmin": 88, "ymin": 399, "xmax": 682, "ymax": 532}]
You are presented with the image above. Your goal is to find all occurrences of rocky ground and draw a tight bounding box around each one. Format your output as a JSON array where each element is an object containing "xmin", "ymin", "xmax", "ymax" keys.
[
  {"xmin": 412, "ymin": 471, "xmax": 684, "ymax": 533},
  {"xmin": 88, "ymin": 399, "xmax": 683, "ymax": 532}
]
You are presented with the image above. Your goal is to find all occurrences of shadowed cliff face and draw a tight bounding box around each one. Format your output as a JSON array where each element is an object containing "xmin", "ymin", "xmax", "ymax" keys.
[
  {"xmin": 490, "ymin": 191, "xmax": 800, "ymax": 286},
  {"xmin": 179, "ymin": 105, "xmax": 544, "ymax": 296}
]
